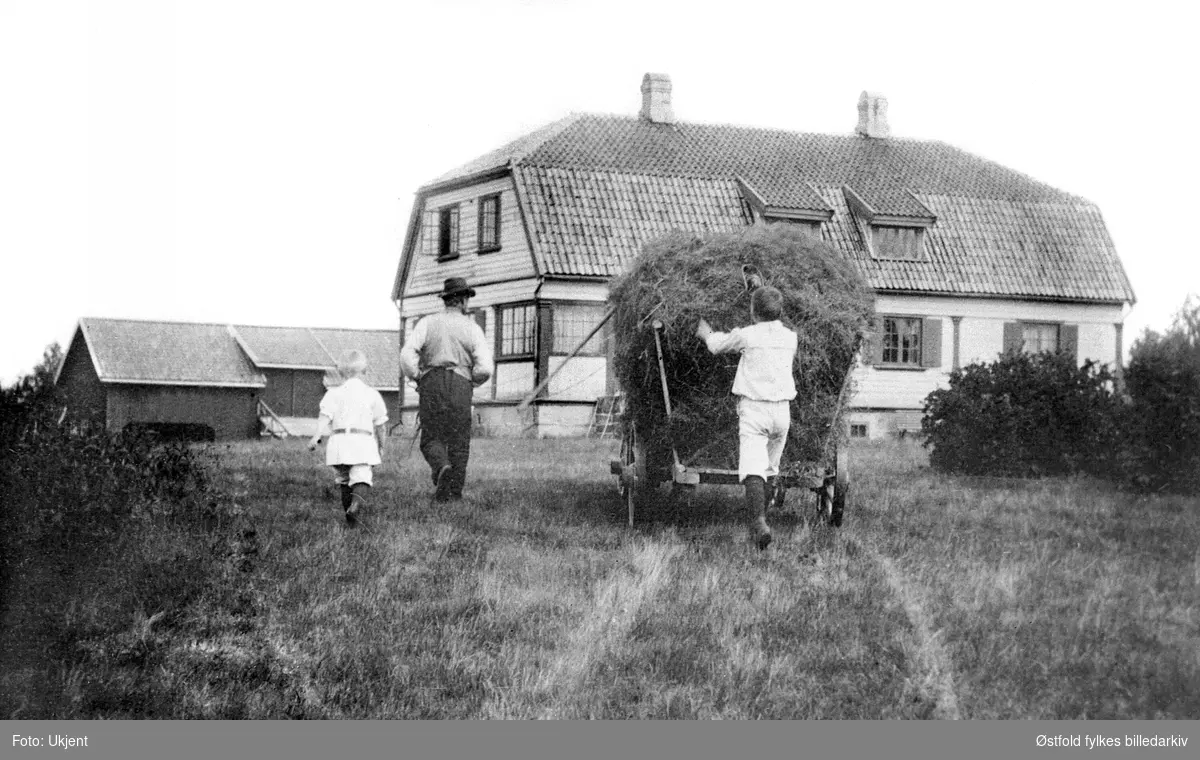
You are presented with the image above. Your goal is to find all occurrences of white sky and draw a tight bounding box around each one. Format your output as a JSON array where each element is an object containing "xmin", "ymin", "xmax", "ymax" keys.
[{"xmin": 1, "ymin": 0, "xmax": 1197, "ymax": 384}]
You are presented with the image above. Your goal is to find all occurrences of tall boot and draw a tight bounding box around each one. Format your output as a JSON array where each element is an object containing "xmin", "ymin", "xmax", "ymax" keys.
[
  {"xmin": 346, "ymin": 483, "xmax": 370, "ymax": 526},
  {"xmin": 340, "ymin": 484, "xmax": 353, "ymax": 510},
  {"xmin": 744, "ymin": 476, "xmax": 771, "ymax": 550}
]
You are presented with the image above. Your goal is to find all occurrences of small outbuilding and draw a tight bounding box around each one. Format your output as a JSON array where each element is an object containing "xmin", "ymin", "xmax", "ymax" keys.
[{"xmin": 56, "ymin": 318, "xmax": 401, "ymax": 440}]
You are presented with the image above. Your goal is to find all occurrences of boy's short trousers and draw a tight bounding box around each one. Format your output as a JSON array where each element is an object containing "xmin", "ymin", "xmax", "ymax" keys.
[
  {"xmin": 737, "ymin": 397, "xmax": 791, "ymax": 482},
  {"xmin": 332, "ymin": 464, "xmax": 374, "ymax": 487}
]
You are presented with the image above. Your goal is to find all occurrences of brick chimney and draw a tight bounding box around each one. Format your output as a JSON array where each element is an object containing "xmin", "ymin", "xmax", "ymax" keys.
[
  {"xmin": 640, "ymin": 73, "xmax": 675, "ymax": 124},
  {"xmin": 856, "ymin": 91, "xmax": 890, "ymax": 138}
]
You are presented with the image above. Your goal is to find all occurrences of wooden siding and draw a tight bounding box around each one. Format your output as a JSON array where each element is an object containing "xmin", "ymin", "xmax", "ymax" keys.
[
  {"xmin": 537, "ymin": 280, "xmax": 609, "ymax": 302},
  {"xmin": 493, "ymin": 361, "xmax": 535, "ymax": 400},
  {"xmin": 261, "ymin": 368, "xmax": 327, "ymax": 418},
  {"xmin": 58, "ymin": 328, "xmax": 107, "ymax": 427},
  {"xmin": 107, "ymin": 385, "xmax": 259, "ymax": 440},
  {"xmin": 852, "ymin": 295, "xmax": 1125, "ymax": 411},
  {"xmin": 404, "ymin": 176, "xmax": 536, "ymax": 299},
  {"xmin": 547, "ymin": 356, "xmax": 608, "ymax": 400},
  {"xmin": 537, "ymin": 403, "xmax": 596, "ymax": 438},
  {"xmin": 400, "ymin": 279, "xmax": 540, "ymax": 318}
]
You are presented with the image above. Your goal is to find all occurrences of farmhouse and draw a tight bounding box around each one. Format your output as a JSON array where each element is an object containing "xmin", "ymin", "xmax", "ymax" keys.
[
  {"xmin": 392, "ymin": 74, "xmax": 1136, "ymax": 438},
  {"xmin": 55, "ymin": 318, "xmax": 401, "ymax": 440}
]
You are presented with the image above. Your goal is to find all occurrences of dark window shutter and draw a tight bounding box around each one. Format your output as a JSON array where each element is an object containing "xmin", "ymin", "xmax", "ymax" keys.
[
  {"xmin": 1060, "ymin": 324, "xmax": 1078, "ymax": 363},
  {"xmin": 867, "ymin": 322, "xmax": 884, "ymax": 365},
  {"xmin": 493, "ymin": 307, "xmax": 503, "ymax": 359},
  {"xmin": 922, "ymin": 318, "xmax": 942, "ymax": 368},
  {"xmin": 1003, "ymin": 322, "xmax": 1022, "ymax": 355},
  {"xmin": 535, "ymin": 303, "xmax": 553, "ymax": 397}
]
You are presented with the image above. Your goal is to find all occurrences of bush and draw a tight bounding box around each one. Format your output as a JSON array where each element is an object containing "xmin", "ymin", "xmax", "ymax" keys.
[
  {"xmin": 1121, "ymin": 296, "xmax": 1200, "ymax": 494},
  {"xmin": 921, "ymin": 350, "xmax": 1122, "ymax": 478},
  {"xmin": 1, "ymin": 343, "xmax": 243, "ymax": 718},
  {"xmin": 1, "ymin": 343, "xmax": 220, "ymax": 542}
]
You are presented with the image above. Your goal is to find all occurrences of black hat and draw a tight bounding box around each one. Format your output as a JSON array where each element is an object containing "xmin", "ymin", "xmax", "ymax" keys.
[{"xmin": 440, "ymin": 277, "xmax": 476, "ymax": 300}]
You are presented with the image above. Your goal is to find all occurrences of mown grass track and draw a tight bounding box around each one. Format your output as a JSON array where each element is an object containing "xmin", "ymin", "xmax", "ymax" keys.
[
  {"xmin": 208, "ymin": 437, "xmax": 1198, "ymax": 719},
  {"xmin": 6, "ymin": 436, "xmax": 1196, "ymax": 719}
]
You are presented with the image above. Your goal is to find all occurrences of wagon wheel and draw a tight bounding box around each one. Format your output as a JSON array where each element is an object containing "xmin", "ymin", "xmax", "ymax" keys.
[
  {"xmin": 830, "ymin": 445, "xmax": 850, "ymax": 527},
  {"xmin": 619, "ymin": 423, "xmax": 649, "ymax": 527}
]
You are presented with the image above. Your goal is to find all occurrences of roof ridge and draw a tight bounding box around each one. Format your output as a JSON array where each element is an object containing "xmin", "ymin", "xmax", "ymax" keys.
[
  {"xmin": 82, "ymin": 315, "xmax": 234, "ymax": 329},
  {"xmin": 565, "ymin": 111, "xmax": 940, "ymax": 144},
  {"xmin": 518, "ymin": 161, "xmax": 742, "ymax": 183},
  {"xmin": 78, "ymin": 319, "xmax": 105, "ymax": 381},
  {"xmin": 227, "ymin": 324, "xmax": 261, "ymax": 367},
  {"xmin": 307, "ymin": 327, "xmax": 338, "ymax": 366},
  {"xmin": 231, "ymin": 322, "xmax": 398, "ymax": 332},
  {"xmin": 421, "ymin": 112, "xmax": 587, "ymax": 188}
]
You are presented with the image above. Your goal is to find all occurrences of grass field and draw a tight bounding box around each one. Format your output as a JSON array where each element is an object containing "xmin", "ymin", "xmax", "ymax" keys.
[{"xmin": 5, "ymin": 436, "xmax": 1198, "ymax": 719}]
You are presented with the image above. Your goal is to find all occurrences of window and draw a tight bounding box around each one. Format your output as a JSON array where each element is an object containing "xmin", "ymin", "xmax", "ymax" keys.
[
  {"xmin": 882, "ymin": 316, "xmax": 923, "ymax": 366},
  {"xmin": 478, "ymin": 194, "xmax": 501, "ymax": 252},
  {"xmin": 1021, "ymin": 322, "xmax": 1059, "ymax": 354},
  {"xmin": 552, "ymin": 303, "xmax": 606, "ymax": 356},
  {"xmin": 1003, "ymin": 321, "xmax": 1075, "ymax": 360},
  {"xmin": 496, "ymin": 304, "xmax": 536, "ymax": 359},
  {"xmin": 869, "ymin": 226, "xmax": 925, "ymax": 261},
  {"xmin": 850, "ymin": 423, "xmax": 868, "ymax": 439},
  {"xmin": 438, "ymin": 205, "xmax": 459, "ymax": 260},
  {"xmin": 763, "ymin": 218, "xmax": 822, "ymax": 238}
]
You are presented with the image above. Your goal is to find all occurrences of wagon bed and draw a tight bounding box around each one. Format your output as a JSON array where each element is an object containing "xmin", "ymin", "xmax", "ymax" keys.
[{"xmin": 609, "ymin": 319, "xmax": 850, "ymax": 528}]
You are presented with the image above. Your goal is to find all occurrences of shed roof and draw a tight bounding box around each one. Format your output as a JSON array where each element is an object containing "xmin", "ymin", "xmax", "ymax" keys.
[
  {"xmin": 66, "ymin": 319, "xmax": 401, "ymax": 390},
  {"xmin": 232, "ymin": 325, "xmax": 336, "ymax": 368},
  {"xmin": 309, "ymin": 327, "xmax": 403, "ymax": 391},
  {"xmin": 77, "ymin": 318, "xmax": 266, "ymax": 387}
]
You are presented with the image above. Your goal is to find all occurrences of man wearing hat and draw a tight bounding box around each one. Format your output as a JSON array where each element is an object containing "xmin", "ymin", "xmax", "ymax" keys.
[{"xmin": 400, "ymin": 277, "xmax": 494, "ymax": 502}]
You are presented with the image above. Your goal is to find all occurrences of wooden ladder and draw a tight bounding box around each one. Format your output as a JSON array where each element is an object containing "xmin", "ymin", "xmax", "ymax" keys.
[
  {"xmin": 588, "ymin": 395, "xmax": 624, "ymax": 439},
  {"xmin": 257, "ymin": 399, "xmax": 291, "ymax": 438}
]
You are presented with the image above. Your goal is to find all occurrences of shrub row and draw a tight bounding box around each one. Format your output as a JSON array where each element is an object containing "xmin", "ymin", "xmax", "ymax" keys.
[{"xmin": 922, "ymin": 297, "xmax": 1200, "ymax": 494}]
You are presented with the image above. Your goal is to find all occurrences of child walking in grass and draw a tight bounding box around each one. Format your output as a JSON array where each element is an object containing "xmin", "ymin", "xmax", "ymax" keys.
[
  {"xmin": 695, "ymin": 285, "xmax": 798, "ymax": 550},
  {"xmin": 308, "ymin": 350, "xmax": 388, "ymax": 526}
]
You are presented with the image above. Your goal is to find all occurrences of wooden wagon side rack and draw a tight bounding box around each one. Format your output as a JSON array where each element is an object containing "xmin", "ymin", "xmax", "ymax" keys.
[{"xmin": 609, "ymin": 319, "xmax": 850, "ymax": 528}]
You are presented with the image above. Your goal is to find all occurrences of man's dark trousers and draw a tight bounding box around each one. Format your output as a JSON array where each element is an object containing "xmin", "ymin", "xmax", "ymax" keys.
[{"xmin": 418, "ymin": 368, "xmax": 473, "ymax": 497}]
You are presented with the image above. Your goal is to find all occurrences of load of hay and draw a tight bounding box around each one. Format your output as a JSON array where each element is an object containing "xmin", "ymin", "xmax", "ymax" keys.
[{"xmin": 608, "ymin": 223, "xmax": 874, "ymax": 473}]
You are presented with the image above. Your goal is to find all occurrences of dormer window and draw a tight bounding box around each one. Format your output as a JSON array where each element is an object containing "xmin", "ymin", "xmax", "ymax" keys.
[
  {"xmin": 843, "ymin": 185, "xmax": 935, "ymax": 262},
  {"xmin": 866, "ymin": 225, "xmax": 925, "ymax": 261},
  {"xmin": 735, "ymin": 176, "xmax": 832, "ymax": 235}
]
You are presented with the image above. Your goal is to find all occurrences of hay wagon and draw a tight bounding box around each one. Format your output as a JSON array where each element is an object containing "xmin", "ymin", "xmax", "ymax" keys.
[{"xmin": 609, "ymin": 318, "xmax": 850, "ymax": 529}]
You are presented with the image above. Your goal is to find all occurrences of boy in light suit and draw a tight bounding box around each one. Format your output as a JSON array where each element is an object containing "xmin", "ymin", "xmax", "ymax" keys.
[
  {"xmin": 308, "ymin": 350, "xmax": 388, "ymax": 526},
  {"xmin": 696, "ymin": 286, "xmax": 798, "ymax": 550}
]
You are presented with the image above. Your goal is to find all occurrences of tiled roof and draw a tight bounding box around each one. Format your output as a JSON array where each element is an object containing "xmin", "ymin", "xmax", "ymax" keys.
[
  {"xmin": 75, "ymin": 319, "xmax": 402, "ymax": 389},
  {"xmin": 820, "ymin": 189, "xmax": 1130, "ymax": 300},
  {"xmin": 309, "ymin": 328, "xmax": 402, "ymax": 391},
  {"xmin": 425, "ymin": 114, "xmax": 584, "ymax": 188},
  {"xmin": 80, "ymin": 318, "xmax": 265, "ymax": 387},
  {"xmin": 431, "ymin": 114, "xmax": 1134, "ymax": 303},
  {"xmin": 514, "ymin": 165, "xmax": 749, "ymax": 277},
  {"xmin": 233, "ymin": 325, "xmax": 336, "ymax": 368}
]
